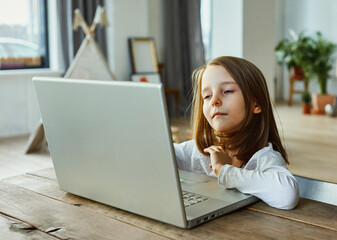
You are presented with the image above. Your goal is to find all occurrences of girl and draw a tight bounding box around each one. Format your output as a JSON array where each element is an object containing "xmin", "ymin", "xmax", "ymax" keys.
[{"xmin": 174, "ymin": 56, "xmax": 299, "ymax": 210}]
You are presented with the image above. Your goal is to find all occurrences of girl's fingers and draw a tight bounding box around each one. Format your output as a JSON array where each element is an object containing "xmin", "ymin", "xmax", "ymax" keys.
[
  {"xmin": 204, "ymin": 145, "xmax": 221, "ymax": 152},
  {"xmin": 204, "ymin": 148, "xmax": 212, "ymax": 154},
  {"xmin": 210, "ymin": 146, "xmax": 220, "ymax": 151},
  {"xmin": 204, "ymin": 149, "xmax": 214, "ymax": 168}
]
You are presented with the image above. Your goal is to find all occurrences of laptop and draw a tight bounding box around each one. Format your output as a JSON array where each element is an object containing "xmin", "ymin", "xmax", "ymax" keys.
[{"xmin": 33, "ymin": 77, "xmax": 258, "ymax": 228}]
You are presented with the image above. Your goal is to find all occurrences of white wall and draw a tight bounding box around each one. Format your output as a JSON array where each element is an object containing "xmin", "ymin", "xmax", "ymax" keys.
[
  {"xmin": 105, "ymin": 0, "xmax": 148, "ymax": 81},
  {"xmin": 105, "ymin": 0, "xmax": 164, "ymax": 81},
  {"xmin": 211, "ymin": 0, "xmax": 276, "ymax": 100},
  {"xmin": 0, "ymin": 70, "xmax": 62, "ymax": 137},
  {"xmin": 147, "ymin": 0, "xmax": 165, "ymax": 63},
  {"xmin": 211, "ymin": 0, "xmax": 243, "ymax": 58},
  {"xmin": 274, "ymin": 0, "xmax": 285, "ymax": 101},
  {"xmin": 243, "ymin": 0, "xmax": 276, "ymax": 100},
  {"xmin": 280, "ymin": 0, "xmax": 337, "ymax": 101},
  {"xmin": 0, "ymin": 0, "xmax": 62, "ymax": 138}
]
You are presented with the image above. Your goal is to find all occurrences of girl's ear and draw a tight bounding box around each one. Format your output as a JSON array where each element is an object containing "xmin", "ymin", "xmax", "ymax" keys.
[{"xmin": 253, "ymin": 103, "xmax": 261, "ymax": 114}]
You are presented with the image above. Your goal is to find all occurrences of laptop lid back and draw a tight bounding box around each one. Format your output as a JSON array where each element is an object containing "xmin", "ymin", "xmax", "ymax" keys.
[{"xmin": 33, "ymin": 77, "xmax": 187, "ymax": 228}]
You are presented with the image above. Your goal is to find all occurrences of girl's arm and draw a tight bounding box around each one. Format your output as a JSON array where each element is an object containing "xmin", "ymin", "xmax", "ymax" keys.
[
  {"xmin": 206, "ymin": 144, "xmax": 299, "ymax": 209},
  {"xmin": 217, "ymin": 162, "xmax": 299, "ymax": 210},
  {"xmin": 173, "ymin": 140, "xmax": 195, "ymax": 171}
]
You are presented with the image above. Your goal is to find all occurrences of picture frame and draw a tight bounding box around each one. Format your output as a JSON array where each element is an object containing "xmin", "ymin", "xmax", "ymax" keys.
[{"xmin": 128, "ymin": 37, "xmax": 159, "ymax": 73}]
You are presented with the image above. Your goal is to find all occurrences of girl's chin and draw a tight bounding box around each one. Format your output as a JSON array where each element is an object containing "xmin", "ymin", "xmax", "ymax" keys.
[
  {"xmin": 212, "ymin": 125, "xmax": 238, "ymax": 133},
  {"xmin": 213, "ymin": 127, "xmax": 230, "ymax": 133}
]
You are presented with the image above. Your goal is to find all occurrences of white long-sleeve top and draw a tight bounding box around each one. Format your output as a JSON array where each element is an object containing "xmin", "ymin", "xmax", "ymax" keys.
[{"xmin": 174, "ymin": 140, "xmax": 299, "ymax": 210}]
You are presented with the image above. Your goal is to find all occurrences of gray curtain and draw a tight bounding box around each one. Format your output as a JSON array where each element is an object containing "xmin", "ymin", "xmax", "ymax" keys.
[
  {"xmin": 57, "ymin": 0, "xmax": 106, "ymax": 72},
  {"xmin": 164, "ymin": 0, "xmax": 205, "ymax": 116}
]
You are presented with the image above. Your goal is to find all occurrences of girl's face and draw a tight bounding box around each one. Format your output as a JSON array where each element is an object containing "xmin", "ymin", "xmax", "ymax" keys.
[{"xmin": 201, "ymin": 65, "xmax": 245, "ymax": 133}]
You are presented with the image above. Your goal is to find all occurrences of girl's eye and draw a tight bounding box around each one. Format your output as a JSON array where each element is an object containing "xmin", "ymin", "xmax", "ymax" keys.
[
  {"xmin": 224, "ymin": 90, "xmax": 234, "ymax": 94},
  {"xmin": 203, "ymin": 95, "xmax": 211, "ymax": 100}
]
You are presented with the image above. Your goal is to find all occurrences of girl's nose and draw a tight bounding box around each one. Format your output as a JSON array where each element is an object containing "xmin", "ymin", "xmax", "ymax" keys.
[{"xmin": 211, "ymin": 95, "xmax": 222, "ymax": 107}]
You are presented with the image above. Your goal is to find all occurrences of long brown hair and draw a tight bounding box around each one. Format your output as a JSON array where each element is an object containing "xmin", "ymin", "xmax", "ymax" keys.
[{"xmin": 191, "ymin": 56, "xmax": 288, "ymax": 164}]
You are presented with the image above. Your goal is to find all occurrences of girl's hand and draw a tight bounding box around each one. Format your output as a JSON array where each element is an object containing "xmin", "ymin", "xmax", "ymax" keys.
[{"xmin": 204, "ymin": 146, "xmax": 232, "ymax": 177}]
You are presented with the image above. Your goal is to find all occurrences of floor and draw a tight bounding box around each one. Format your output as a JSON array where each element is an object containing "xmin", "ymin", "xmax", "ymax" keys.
[
  {"xmin": 1, "ymin": 103, "xmax": 336, "ymax": 183},
  {"xmin": 274, "ymin": 103, "xmax": 337, "ymax": 183},
  {"xmin": 0, "ymin": 135, "xmax": 53, "ymax": 180}
]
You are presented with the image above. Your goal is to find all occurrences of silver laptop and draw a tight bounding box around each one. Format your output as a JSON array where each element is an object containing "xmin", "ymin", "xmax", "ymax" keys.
[{"xmin": 33, "ymin": 77, "xmax": 258, "ymax": 228}]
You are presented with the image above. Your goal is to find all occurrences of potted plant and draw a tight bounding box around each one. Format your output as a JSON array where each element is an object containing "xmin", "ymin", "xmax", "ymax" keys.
[
  {"xmin": 275, "ymin": 31, "xmax": 337, "ymax": 113},
  {"xmin": 301, "ymin": 90, "xmax": 311, "ymax": 114},
  {"xmin": 275, "ymin": 31, "xmax": 312, "ymax": 106},
  {"xmin": 275, "ymin": 30, "xmax": 312, "ymax": 79},
  {"xmin": 303, "ymin": 32, "xmax": 337, "ymax": 114}
]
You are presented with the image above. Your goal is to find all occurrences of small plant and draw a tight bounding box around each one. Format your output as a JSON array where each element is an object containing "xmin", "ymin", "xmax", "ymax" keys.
[
  {"xmin": 301, "ymin": 90, "xmax": 312, "ymax": 114},
  {"xmin": 301, "ymin": 91, "xmax": 311, "ymax": 104}
]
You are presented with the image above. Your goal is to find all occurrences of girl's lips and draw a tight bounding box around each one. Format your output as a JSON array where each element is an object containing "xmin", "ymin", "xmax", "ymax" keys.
[{"xmin": 212, "ymin": 112, "xmax": 226, "ymax": 118}]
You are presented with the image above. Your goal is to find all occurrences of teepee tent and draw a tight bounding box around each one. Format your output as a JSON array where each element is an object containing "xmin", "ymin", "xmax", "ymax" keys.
[
  {"xmin": 25, "ymin": 5, "xmax": 115, "ymax": 153},
  {"xmin": 64, "ymin": 6, "xmax": 116, "ymax": 80}
]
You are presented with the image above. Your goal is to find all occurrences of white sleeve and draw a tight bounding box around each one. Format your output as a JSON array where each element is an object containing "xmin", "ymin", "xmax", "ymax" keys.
[
  {"xmin": 218, "ymin": 157, "xmax": 299, "ymax": 210},
  {"xmin": 173, "ymin": 140, "xmax": 195, "ymax": 171}
]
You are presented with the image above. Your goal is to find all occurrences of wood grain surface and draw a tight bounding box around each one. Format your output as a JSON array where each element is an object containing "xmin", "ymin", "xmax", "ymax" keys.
[{"xmin": 1, "ymin": 168, "xmax": 336, "ymax": 239}]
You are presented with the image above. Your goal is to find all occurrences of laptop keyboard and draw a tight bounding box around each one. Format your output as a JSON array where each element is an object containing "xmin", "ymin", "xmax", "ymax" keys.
[{"xmin": 182, "ymin": 191, "xmax": 209, "ymax": 207}]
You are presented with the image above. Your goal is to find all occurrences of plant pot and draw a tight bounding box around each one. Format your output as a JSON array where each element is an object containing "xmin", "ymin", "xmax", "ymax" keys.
[
  {"xmin": 311, "ymin": 93, "xmax": 336, "ymax": 114},
  {"xmin": 302, "ymin": 104, "xmax": 311, "ymax": 114},
  {"xmin": 293, "ymin": 66, "xmax": 305, "ymax": 79}
]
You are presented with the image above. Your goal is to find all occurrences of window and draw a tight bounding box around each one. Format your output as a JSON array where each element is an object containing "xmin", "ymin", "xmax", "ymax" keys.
[{"xmin": 0, "ymin": 0, "xmax": 49, "ymax": 70}]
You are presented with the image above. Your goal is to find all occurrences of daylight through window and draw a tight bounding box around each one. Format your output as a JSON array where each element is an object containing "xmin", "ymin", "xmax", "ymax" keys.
[{"xmin": 0, "ymin": 0, "xmax": 48, "ymax": 70}]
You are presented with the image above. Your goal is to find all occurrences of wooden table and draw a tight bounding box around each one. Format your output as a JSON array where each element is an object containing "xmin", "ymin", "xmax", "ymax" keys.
[{"xmin": 0, "ymin": 168, "xmax": 336, "ymax": 239}]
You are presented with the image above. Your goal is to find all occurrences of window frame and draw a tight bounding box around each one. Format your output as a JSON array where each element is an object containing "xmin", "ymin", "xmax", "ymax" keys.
[{"xmin": 0, "ymin": 0, "xmax": 49, "ymax": 70}]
